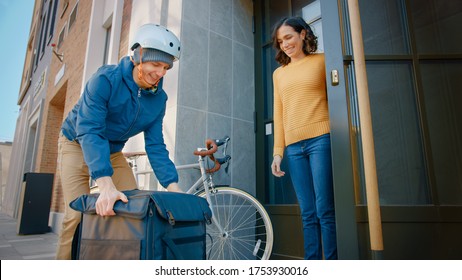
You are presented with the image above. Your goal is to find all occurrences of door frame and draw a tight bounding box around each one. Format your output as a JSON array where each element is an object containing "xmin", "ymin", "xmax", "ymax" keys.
[
  {"xmin": 320, "ymin": 0, "xmax": 359, "ymax": 259},
  {"xmin": 254, "ymin": 0, "xmax": 359, "ymax": 259}
]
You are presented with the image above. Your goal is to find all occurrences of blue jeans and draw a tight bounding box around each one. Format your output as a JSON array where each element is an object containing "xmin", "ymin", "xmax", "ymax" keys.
[{"xmin": 285, "ymin": 133, "xmax": 337, "ymax": 260}]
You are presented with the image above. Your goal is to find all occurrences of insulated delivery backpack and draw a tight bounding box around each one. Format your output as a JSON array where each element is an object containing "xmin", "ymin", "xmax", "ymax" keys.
[{"xmin": 70, "ymin": 189, "xmax": 212, "ymax": 260}]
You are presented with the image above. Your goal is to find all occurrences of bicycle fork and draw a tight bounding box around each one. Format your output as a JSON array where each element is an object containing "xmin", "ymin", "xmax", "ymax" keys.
[{"xmin": 198, "ymin": 156, "xmax": 227, "ymax": 237}]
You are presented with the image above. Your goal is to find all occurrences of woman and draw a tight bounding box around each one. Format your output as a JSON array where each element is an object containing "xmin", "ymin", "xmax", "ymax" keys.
[
  {"xmin": 56, "ymin": 23, "xmax": 182, "ymax": 259},
  {"xmin": 270, "ymin": 17, "xmax": 337, "ymax": 260}
]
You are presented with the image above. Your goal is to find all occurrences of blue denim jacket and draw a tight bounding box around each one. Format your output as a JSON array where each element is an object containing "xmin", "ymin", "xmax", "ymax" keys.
[{"xmin": 61, "ymin": 56, "xmax": 178, "ymax": 187}]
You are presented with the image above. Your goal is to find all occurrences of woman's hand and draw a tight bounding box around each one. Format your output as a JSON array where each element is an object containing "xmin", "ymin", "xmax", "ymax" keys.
[
  {"xmin": 95, "ymin": 176, "xmax": 128, "ymax": 216},
  {"xmin": 271, "ymin": 155, "xmax": 286, "ymax": 177}
]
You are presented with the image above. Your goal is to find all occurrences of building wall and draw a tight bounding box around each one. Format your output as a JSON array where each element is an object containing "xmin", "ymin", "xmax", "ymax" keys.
[
  {"xmin": 3, "ymin": 0, "xmax": 57, "ymax": 217},
  {"xmin": 0, "ymin": 142, "xmax": 13, "ymax": 209},
  {"xmin": 36, "ymin": 0, "xmax": 94, "ymax": 221},
  {"xmin": 118, "ymin": 0, "xmax": 133, "ymax": 59},
  {"xmin": 175, "ymin": 0, "xmax": 256, "ymax": 194}
]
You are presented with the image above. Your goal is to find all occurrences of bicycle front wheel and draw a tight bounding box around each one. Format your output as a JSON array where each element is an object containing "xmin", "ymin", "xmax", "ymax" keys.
[{"xmin": 197, "ymin": 186, "xmax": 273, "ymax": 260}]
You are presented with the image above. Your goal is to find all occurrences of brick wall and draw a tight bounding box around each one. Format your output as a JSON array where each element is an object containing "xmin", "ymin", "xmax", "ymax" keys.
[
  {"xmin": 119, "ymin": 0, "xmax": 133, "ymax": 60},
  {"xmin": 36, "ymin": 0, "xmax": 92, "ymax": 213}
]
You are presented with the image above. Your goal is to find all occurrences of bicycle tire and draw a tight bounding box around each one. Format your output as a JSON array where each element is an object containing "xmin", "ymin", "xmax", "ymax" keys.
[{"xmin": 197, "ymin": 186, "xmax": 273, "ymax": 260}]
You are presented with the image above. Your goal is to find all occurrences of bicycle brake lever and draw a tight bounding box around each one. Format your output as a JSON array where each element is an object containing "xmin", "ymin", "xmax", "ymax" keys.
[
  {"xmin": 216, "ymin": 155, "xmax": 231, "ymax": 165},
  {"xmin": 214, "ymin": 155, "xmax": 231, "ymax": 174},
  {"xmin": 224, "ymin": 161, "xmax": 230, "ymax": 174}
]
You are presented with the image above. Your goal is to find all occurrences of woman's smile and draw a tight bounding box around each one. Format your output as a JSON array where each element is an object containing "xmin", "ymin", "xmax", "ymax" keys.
[{"xmin": 277, "ymin": 25, "xmax": 307, "ymax": 62}]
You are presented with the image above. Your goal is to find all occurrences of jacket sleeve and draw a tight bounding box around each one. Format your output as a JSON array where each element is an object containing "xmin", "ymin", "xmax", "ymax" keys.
[
  {"xmin": 144, "ymin": 103, "xmax": 178, "ymax": 188},
  {"xmin": 75, "ymin": 73, "xmax": 114, "ymax": 179}
]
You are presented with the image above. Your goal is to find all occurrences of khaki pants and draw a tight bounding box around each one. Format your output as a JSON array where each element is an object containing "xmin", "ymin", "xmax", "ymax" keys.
[{"xmin": 55, "ymin": 134, "xmax": 137, "ymax": 260}]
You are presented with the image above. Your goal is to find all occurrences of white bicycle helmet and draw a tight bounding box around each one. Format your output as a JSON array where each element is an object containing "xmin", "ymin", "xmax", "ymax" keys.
[{"xmin": 130, "ymin": 23, "xmax": 181, "ymax": 61}]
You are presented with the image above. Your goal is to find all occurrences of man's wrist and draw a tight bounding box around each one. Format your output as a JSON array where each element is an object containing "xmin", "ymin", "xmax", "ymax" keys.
[{"xmin": 95, "ymin": 176, "xmax": 116, "ymax": 191}]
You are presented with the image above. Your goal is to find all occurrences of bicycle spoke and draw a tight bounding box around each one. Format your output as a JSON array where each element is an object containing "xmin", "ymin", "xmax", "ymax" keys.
[
  {"xmin": 223, "ymin": 203, "xmax": 265, "ymax": 234},
  {"xmin": 225, "ymin": 215, "xmax": 265, "ymax": 234},
  {"xmin": 199, "ymin": 187, "xmax": 273, "ymax": 260},
  {"xmin": 212, "ymin": 192, "xmax": 251, "ymax": 232},
  {"xmin": 230, "ymin": 237, "xmax": 263, "ymax": 259}
]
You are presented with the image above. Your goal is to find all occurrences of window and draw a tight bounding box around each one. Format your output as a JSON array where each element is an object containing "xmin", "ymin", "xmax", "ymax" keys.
[
  {"xmin": 358, "ymin": 0, "xmax": 409, "ymax": 55},
  {"xmin": 35, "ymin": 14, "xmax": 47, "ymax": 68},
  {"xmin": 48, "ymin": 0, "xmax": 59, "ymax": 44},
  {"xmin": 300, "ymin": 0, "xmax": 323, "ymax": 53},
  {"xmin": 57, "ymin": 24, "xmax": 66, "ymax": 49},
  {"xmin": 347, "ymin": 0, "xmax": 462, "ymax": 205},
  {"xmin": 23, "ymin": 37, "xmax": 34, "ymax": 88},
  {"xmin": 61, "ymin": 0, "xmax": 69, "ymax": 18},
  {"xmin": 410, "ymin": 0, "xmax": 462, "ymax": 54},
  {"xmin": 420, "ymin": 61, "xmax": 462, "ymax": 205},
  {"xmin": 69, "ymin": 2, "xmax": 79, "ymax": 31},
  {"xmin": 103, "ymin": 25, "xmax": 112, "ymax": 65},
  {"xmin": 42, "ymin": 0, "xmax": 52, "ymax": 56},
  {"xmin": 363, "ymin": 61, "xmax": 430, "ymax": 204}
]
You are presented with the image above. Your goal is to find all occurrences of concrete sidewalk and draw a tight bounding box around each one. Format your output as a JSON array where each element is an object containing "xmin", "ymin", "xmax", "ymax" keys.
[{"xmin": 0, "ymin": 212, "xmax": 58, "ymax": 260}]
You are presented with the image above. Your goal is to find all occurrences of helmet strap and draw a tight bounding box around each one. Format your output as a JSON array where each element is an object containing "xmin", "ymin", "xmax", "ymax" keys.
[{"xmin": 132, "ymin": 46, "xmax": 160, "ymax": 91}]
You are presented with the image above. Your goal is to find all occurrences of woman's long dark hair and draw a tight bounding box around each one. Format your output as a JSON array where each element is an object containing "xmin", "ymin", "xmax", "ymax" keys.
[{"xmin": 271, "ymin": 16, "xmax": 318, "ymax": 66}]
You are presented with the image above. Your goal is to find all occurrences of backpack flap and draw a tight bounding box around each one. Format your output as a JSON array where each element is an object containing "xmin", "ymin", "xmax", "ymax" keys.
[
  {"xmin": 150, "ymin": 192, "xmax": 212, "ymax": 225},
  {"xmin": 69, "ymin": 192, "xmax": 151, "ymax": 220}
]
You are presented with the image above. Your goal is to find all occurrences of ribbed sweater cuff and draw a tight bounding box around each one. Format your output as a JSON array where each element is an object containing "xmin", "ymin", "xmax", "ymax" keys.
[{"xmin": 273, "ymin": 147, "xmax": 285, "ymax": 158}]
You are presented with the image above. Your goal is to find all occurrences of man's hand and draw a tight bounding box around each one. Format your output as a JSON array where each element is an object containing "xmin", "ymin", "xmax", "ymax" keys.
[
  {"xmin": 95, "ymin": 176, "xmax": 128, "ymax": 216},
  {"xmin": 271, "ymin": 155, "xmax": 285, "ymax": 177},
  {"xmin": 166, "ymin": 182, "xmax": 183, "ymax": 193}
]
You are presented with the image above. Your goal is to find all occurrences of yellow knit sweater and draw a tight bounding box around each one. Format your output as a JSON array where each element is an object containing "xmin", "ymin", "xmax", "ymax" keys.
[{"xmin": 272, "ymin": 53, "xmax": 330, "ymax": 157}]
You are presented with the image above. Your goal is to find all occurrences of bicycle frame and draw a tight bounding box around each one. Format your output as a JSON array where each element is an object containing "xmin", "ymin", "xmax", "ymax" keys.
[
  {"xmin": 175, "ymin": 162, "xmax": 206, "ymax": 195},
  {"xmin": 135, "ymin": 158, "xmax": 210, "ymax": 195},
  {"xmin": 132, "ymin": 137, "xmax": 231, "ymax": 238},
  {"xmin": 177, "ymin": 154, "xmax": 226, "ymax": 235}
]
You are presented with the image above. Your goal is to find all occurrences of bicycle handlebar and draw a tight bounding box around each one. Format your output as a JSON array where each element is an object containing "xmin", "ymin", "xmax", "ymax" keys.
[
  {"xmin": 193, "ymin": 139, "xmax": 218, "ymax": 156},
  {"xmin": 123, "ymin": 136, "xmax": 230, "ymax": 174},
  {"xmin": 193, "ymin": 136, "xmax": 231, "ymax": 173},
  {"xmin": 123, "ymin": 151, "xmax": 147, "ymax": 158},
  {"xmin": 215, "ymin": 135, "xmax": 230, "ymax": 148}
]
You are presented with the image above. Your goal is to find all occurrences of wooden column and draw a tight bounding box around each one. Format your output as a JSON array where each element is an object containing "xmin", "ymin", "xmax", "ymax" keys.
[{"xmin": 347, "ymin": 0, "xmax": 384, "ymax": 259}]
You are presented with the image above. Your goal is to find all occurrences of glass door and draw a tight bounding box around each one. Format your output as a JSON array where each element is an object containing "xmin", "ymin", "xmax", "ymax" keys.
[{"xmin": 254, "ymin": 0, "xmax": 359, "ymax": 259}]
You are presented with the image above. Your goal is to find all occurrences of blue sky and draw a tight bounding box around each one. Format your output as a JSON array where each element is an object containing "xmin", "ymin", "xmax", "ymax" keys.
[{"xmin": 0, "ymin": 0, "xmax": 35, "ymax": 142}]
